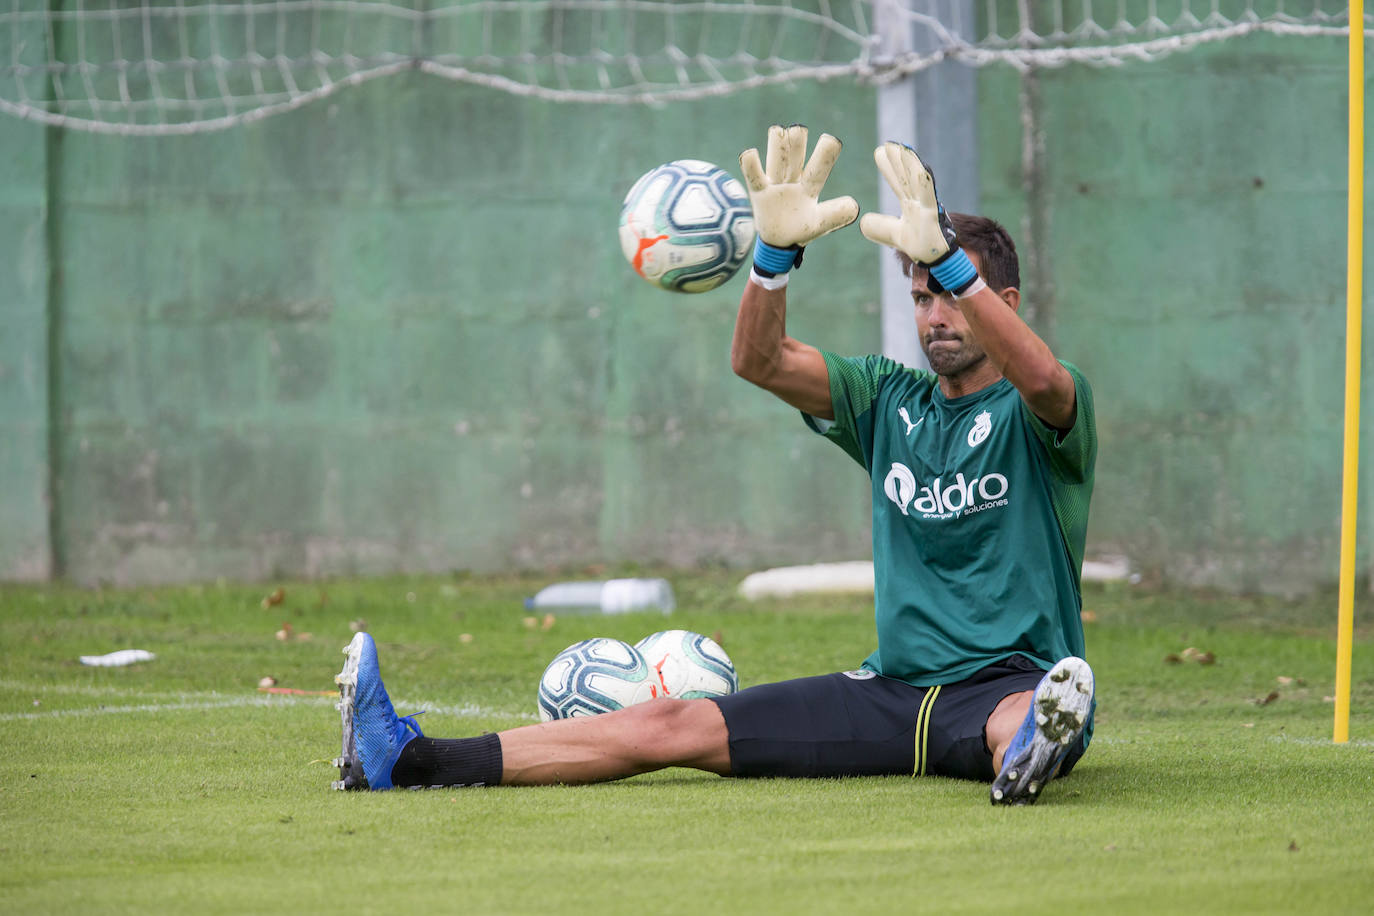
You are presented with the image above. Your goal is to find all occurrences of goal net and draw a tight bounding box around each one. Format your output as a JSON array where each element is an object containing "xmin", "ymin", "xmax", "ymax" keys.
[{"xmin": 2, "ymin": 1, "xmax": 1359, "ymax": 135}]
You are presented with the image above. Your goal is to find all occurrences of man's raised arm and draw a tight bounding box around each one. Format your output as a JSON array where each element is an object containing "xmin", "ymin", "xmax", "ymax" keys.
[
  {"xmin": 860, "ymin": 142, "xmax": 1076, "ymax": 429},
  {"xmin": 730, "ymin": 277, "xmax": 833, "ymax": 419},
  {"xmin": 729, "ymin": 125, "xmax": 859, "ymax": 421}
]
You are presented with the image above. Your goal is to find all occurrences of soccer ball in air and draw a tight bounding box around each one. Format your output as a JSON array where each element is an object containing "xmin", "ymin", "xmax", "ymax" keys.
[
  {"xmin": 634, "ymin": 630, "xmax": 739, "ymax": 699},
  {"xmin": 618, "ymin": 159, "xmax": 755, "ymax": 293},
  {"xmin": 537, "ymin": 637, "xmax": 659, "ymax": 722}
]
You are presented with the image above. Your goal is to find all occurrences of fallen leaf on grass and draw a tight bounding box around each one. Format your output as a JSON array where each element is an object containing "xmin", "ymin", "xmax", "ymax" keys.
[
  {"xmin": 1080, "ymin": 610, "xmax": 1099, "ymax": 624},
  {"xmin": 259, "ymin": 686, "xmax": 336, "ymax": 696},
  {"xmin": 258, "ymin": 676, "xmax": 277, "ymax": 688},
  {"xmin": 1254, "ymin": 690, "xmax": 1281, "ymax": 706},
  {"xmin": 712, "ymin": 630, "xmax": 725, "ymax": 647},
  {"xmin": 541, "ymin": 613, "xmax": 556, "ymax": 631},
  {"xmin": 1166, "ymin": 647, "xmax": 1216, "ymax": 665},
  {"xmin": 274, "ymin": 623, "xmax": 313, "ymax": 643},
  {"xmin": 459, "ymin": 633, "xmax": 474, "ymax": 644},
  {"xmin": 1288, "ymin": 840, "xmax": 1299, "ymax": 852},
  {"xmin": 261, "ymin": 587, "xmax": 286, "ymax": 609}
]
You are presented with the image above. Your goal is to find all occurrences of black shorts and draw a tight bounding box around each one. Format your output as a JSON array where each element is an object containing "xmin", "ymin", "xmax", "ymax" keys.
[{"xmin": 709, "ymin": 654, "xmax": 1087, "ymax": 782}]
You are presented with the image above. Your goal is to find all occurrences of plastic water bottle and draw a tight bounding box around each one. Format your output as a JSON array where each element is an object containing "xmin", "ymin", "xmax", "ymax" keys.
[
  {"xmin": 79, "ymin": 649, "xmax": 156, "ymax": 667},
  {"xmin": 524, "ymin": 578, "xmax": 675, "ymax": 615}
]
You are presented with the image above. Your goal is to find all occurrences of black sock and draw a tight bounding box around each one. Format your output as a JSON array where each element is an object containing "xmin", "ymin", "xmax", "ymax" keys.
[{"xmin": 389, "ymin": 733, "xmax": 503, "ymax": 788}]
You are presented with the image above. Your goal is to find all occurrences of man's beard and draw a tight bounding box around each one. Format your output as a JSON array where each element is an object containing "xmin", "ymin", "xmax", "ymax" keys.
[{"xmin": 921, "ymin": 334, "xmax": 988, "ymax": 378}]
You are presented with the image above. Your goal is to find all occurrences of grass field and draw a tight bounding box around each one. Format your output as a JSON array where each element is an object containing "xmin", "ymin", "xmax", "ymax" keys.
[{"xmin": 4, "ymin": 570, "xmax": 1374, "ymax": 915}]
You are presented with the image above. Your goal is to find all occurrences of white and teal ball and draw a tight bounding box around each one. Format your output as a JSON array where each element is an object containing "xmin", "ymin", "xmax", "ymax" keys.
[
  {"xmin": 633, "ymin": 630, "xmax": 738, "ymax": 699},
  {"xmin": 618, "ymin": 159, "xmax": 755, "ymax": 293},
  {"xmin": 537, "ymin": 637, "xmax": 658, "ymax": 722}
]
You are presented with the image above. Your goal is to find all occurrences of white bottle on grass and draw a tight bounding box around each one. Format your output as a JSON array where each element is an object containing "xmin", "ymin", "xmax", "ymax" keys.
[{"xmin": 524, "ymin": 578, "xmax": 675, "ymax": 615}]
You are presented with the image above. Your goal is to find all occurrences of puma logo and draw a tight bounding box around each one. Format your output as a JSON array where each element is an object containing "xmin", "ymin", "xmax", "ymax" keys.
[
  {"xmin": 633, "ymin": 233, "xmax": 668, "ymax": 276},
  {"xmin": 898, "ymin": 407, "xmax": 923, "ymax": 436}
]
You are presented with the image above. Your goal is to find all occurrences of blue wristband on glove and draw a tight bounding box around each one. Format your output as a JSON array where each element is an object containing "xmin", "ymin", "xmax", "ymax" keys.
[
  {"xmin": 753, "ymin": 238, "xmax": 801, "ymax": 275},
  {"xmin": 928, "ymin": 247, "xmax": 978, "ymax": 296}
]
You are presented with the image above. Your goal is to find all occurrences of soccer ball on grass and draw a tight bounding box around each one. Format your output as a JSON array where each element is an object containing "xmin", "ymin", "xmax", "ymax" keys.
[
  {"xmin": 618, "ymin": 159, "xmax": 755, "ymax": 293},
  {"xmin": 537, "ymin": 637, "xmax": 659, "ymax": 722},
  {"xmin": 634, "ymin": 629, "xmax": 738, "ymax": 699}
]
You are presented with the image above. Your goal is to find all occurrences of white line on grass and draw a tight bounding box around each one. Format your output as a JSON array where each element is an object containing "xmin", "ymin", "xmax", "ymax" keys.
[
  {"xmin": 0, "ymin": 689, "xmax": 538, "ymax": 723},
  {"xmin": 1082, "ymin": 734, "xmax": 1374, "ymax": 749},
  {"xmin": 1267, "ymin": 734, "xmax": 1374, "ymax": 748},
  {"xmin": 392, "ymin": 697, "xmax": 540, "ymax": 723},
  {"xmin": 0, "ymin": 694, "xmax": 333, "ymax": 721},
  {"xmin": 0, "ymin": 678, "xmax": 209, "ymax": 700}
]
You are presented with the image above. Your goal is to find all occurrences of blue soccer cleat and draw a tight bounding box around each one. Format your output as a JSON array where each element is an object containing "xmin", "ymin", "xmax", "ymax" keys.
[
  {"xmin": 333, "ymin": 632, "xmax": 424, "ymax": 791},
  {"xmin": 990, "ymin": 656, "xmax": 1094, "ymax": 806}
]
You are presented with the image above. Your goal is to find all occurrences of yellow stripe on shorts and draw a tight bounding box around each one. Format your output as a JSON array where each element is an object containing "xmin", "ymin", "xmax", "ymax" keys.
[{"xmin": 913, "ymin": 685, "xmax": 942, "ymax": 777}]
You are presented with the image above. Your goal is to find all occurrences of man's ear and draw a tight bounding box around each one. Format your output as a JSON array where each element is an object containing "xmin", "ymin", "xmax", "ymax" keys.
[{"xmin": 1000, "ymin": 286, "xmax": 1021, "ymax": 313}]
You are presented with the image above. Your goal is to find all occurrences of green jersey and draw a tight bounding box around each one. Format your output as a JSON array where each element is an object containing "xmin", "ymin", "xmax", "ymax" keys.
[{"xmin": 805, "ymin": 352, "xmax": 1097, "ymax": 686}]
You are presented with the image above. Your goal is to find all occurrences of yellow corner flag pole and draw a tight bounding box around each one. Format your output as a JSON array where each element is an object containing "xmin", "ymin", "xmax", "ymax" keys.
[{"xmin": 1336, "ymin": 1, "xmax": 1365, "ymax": 745}]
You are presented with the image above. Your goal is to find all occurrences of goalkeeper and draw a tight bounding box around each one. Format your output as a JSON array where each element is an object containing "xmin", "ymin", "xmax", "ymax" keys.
[{"xmin": 332, "ymin": 125, "xmax": 1096, "ymax": 806}]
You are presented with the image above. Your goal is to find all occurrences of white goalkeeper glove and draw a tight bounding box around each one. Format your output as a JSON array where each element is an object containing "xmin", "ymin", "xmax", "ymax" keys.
[
  {"xmin": 739, "ymin": 124, "xmax": 859, "ymax": 276},
  {"xmin": 859, "ymin": 142, "xmax": 979, "ymax": 296}
]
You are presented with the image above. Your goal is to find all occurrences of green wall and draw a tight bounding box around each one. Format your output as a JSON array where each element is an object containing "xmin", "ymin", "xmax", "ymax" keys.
[
  {"xmin": 3, "ymin": 19, "xmax": 1367, "ymax": 594},
  {"xmin": 31, "ymin": 77, "xmax": 879, "ymax": 584},
  {"xmin": 979, "ymin": 33, "xmax": 1364, "ymax": 593},
  {"xmin": 0, "ymin": 0, "xmax": 52, "ymax": 578},
  {"xmin": 0, "ymin": 117, "xmax": 51, "ymax": 580}
]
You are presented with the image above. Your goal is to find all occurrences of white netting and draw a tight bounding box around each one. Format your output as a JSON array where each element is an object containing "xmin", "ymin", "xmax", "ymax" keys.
[{"xmin": 1, "ymin": 1, "xmax": 1360, "ymax": 135}]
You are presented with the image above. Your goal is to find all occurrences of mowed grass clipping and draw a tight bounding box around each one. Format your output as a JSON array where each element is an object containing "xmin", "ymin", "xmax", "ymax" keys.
[{"xmin": 3, "ymin": 571, "xmax": 1374, "ymax": 916}]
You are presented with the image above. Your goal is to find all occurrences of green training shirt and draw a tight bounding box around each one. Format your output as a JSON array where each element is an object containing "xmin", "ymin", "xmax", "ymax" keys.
[{"xmin": 805, "ymin": 352, "xmax": 1097, "ymax": 686}]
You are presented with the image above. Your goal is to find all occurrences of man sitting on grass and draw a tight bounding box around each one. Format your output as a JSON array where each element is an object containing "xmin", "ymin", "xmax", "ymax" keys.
[{"xmin": 332, "ymin": 125, "xmax": 1097, "ymax": 806}]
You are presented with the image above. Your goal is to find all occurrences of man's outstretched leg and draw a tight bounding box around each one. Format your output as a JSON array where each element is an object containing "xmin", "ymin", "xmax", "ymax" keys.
[
  {"xmin": 988, "ymin": 656, "xmax": 1094, "ymax": 806},
  {"xmin": 333, "ymin": 632, "xmax": 729, "ymax": 791}
]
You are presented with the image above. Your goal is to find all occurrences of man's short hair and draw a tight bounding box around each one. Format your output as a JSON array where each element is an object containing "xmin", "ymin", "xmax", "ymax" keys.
[{"xmin": 896, "ymin": 213, "xmax": 1021, "ymax": 293}]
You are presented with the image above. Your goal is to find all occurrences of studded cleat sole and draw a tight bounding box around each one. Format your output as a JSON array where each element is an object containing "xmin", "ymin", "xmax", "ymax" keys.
[
  {"xmin": 990, "ymin": 656, "xmax": 1094, "ymax": 806},
  {"xmin": 332, "ymin": 633, "xmax": 369, "ymax": 791}
]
